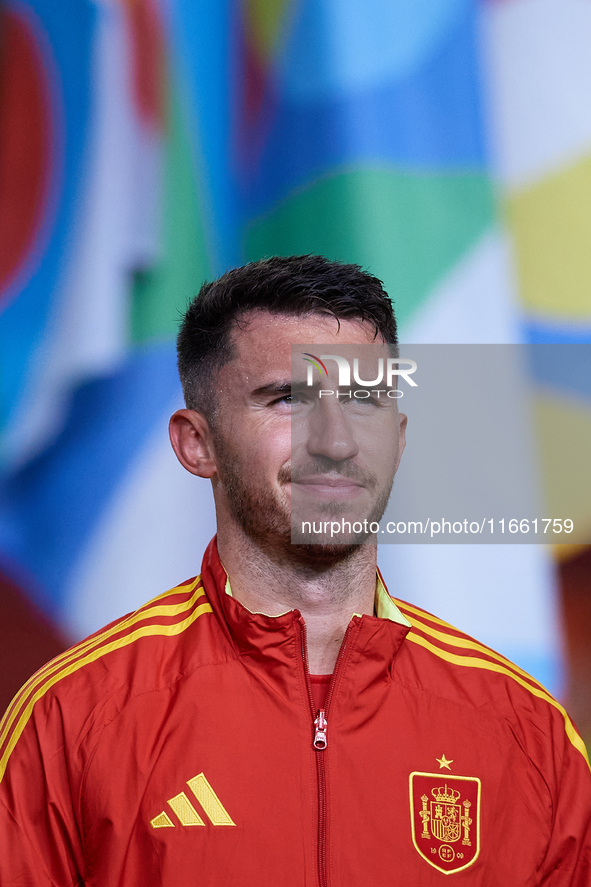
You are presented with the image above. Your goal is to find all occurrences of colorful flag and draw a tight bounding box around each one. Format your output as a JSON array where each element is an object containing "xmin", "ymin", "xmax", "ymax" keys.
[{"xmin": 1, "ymin": 0, "xmax": 590, "ymax": 711}]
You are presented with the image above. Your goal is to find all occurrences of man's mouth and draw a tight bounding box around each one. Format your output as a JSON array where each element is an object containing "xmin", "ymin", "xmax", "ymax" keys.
[{"xmin": 291, "ymin": 475, "xmax": 366, "ymax": 500}]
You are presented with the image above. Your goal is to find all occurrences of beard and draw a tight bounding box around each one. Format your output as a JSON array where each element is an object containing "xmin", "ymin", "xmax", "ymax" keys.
[{"xmin": 212, "ymin": 432, "xmax": 395, "ymax": 569}]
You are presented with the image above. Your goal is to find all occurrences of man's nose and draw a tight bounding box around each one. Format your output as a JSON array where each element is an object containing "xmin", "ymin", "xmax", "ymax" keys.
[{"xmin": 306, "ymin": 399, "xmax": 360, "ymax": 462}]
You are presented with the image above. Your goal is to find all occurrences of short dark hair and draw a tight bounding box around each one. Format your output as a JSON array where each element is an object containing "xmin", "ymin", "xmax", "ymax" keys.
[{"xmin": 177, "ymin": 254, "xmax": 397, "ymax": 419}]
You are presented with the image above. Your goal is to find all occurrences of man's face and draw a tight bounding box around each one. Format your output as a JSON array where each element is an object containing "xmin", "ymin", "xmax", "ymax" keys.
[{"xmin": 210, "ymin": 311, "xmax": 406, "ymax": 565}]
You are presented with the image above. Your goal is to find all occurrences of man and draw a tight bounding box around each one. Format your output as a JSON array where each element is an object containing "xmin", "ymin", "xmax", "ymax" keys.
[{"xmin": 0, "ymin": 254, "xmax": 589, "ymax": 885}]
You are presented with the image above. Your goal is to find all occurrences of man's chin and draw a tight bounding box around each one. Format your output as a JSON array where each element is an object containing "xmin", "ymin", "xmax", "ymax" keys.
[
  {"xmin": 290, "ymin": 504, "xmax": 382, "ymax": 546},
  {"xmin": 282, "ymin": 539, "xmax": 366, "ymax": 569},
  {"xmin": 289, "ymin": 517, "xmax": 378, "ymax": 561}
]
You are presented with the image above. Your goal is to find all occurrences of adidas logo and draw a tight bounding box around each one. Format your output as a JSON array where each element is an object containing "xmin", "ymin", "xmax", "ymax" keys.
[{"xmin": 151, "ymin": 772, "xmax": 235, "ymax": 828}]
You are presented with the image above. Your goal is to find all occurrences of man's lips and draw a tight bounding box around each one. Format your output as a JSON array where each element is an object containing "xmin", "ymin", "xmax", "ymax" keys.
[{"xmin": 291, "ymin": 475, "xmax": 366, "ymax": 499}]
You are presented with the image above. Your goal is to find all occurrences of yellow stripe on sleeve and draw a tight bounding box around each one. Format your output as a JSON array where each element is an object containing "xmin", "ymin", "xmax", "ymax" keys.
[
  {"xmin": 402, "ymin": 609, "xmax": 549, "ymax": 693},
  {"xmin": 0, "ymin": 578, "xmax": 205, "ymax": 767},
  {"xmin": 0, "ymin": 601, "xmax": 213, "ymax": 782},
  {"xmin": 406, "ymin": 631, "xmax": 590, "ymax": 770}
]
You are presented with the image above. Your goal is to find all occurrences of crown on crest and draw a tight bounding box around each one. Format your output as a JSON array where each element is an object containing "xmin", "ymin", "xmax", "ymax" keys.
[{"xmin": 431, "ymin": 784, "xmax": 461, "ymax": 804}]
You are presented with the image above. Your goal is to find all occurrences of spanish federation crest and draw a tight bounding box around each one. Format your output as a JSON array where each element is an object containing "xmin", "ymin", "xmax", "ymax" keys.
[{"xmin": 409, "ymin": 772, "xmax": 481, "ymax": 874}]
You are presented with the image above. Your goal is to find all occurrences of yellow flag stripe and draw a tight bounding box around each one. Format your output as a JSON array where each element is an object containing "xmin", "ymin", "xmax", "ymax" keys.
[
  {"xmin": 0, "ymin": 578, "xmax": 204, "ymax": 751},
  {"xmin": 406, "ymin": 631, "xmax": 590, "ymax": 769},
  {"xmin": 0, "ymin": 602, "xmax": 212, "ymax": 782}
]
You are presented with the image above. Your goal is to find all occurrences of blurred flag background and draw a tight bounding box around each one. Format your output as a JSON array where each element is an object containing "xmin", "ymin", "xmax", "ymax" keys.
[{"xmin": 1, "ymin": 0, "xmax": 590, "ymax": 739}]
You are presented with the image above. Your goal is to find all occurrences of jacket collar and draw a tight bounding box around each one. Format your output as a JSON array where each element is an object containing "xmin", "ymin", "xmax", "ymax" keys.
[
  {"xmin": 200, "ymin": 537, "xmax": 411, "ymax": 709},
  {"xmin": 223, "ymin": 560, "xmax": 410, "ymax": 626}
]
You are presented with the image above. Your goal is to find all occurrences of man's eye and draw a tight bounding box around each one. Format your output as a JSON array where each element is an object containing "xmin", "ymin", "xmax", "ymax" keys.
[
  {"xmin": 344, "ymin": 395, "xmax": 378, "ymax": 406},
  {"xmin": 277, "ymin": 394, "xmax": 300, "ymax": 405}
]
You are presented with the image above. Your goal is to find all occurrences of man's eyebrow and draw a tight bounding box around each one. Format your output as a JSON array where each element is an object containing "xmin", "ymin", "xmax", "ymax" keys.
[
  {"xmin": 250, "ymin": 381, "xmax": 293, "ymax": 397},
  {"xmin": 250, "ymin": 380, "xmax": 316, "ymax": 398}
]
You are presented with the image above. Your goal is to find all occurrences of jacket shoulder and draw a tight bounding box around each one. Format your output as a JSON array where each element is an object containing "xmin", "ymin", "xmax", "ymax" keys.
[
  {"xmin": 394, "ymin": 597, "xmax": 590, "ymax": 772},
  {"xmin": 0, "ymin": 575, "xmax": 218, "ymax": 782}
]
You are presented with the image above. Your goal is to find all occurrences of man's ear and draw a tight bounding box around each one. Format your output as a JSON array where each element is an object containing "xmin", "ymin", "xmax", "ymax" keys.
[{"xmin": 169, "ymin": 409, "xmax": 217, "ymax": 478}]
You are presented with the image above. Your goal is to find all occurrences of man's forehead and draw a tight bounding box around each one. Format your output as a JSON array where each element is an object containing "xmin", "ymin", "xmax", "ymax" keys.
[{"xmin": 229, "ymin": 310, "xmax": 381, "ymax": 361}]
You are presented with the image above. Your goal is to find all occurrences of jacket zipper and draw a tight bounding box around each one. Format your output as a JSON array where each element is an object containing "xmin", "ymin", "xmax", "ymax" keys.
[{"xmin": 300, "ymin": 619, "xmax": 355, "ymax": 887}]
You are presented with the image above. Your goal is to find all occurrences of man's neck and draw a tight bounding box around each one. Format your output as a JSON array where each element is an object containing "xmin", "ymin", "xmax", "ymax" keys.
[{"xmin": 216, "ymin": 529, "xmax": 377, "ymax": 674}]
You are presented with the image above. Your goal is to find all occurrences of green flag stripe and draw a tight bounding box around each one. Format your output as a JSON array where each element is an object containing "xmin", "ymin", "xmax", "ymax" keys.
[{"xmin": 244, "ymin": 168, "xmax": 494, "ymax": 328}]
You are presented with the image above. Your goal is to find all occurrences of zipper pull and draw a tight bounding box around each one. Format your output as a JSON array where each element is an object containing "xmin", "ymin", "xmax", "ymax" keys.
[{"xmin": 314, "ymin": 710, "xmax": 328, "ymax": 749}]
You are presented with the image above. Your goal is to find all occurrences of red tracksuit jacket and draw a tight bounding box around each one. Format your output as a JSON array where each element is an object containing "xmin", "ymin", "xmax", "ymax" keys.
[{"xmin": 0, "ymin": 538, "xmax": 590, "ymax": 885}]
